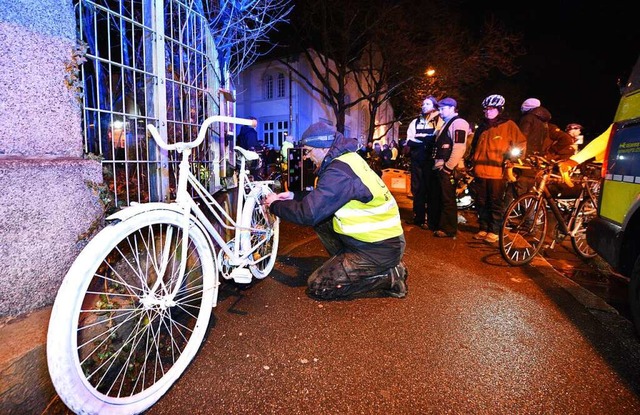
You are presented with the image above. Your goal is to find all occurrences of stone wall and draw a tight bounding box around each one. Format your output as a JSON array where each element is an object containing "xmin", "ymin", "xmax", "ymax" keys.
[
  {"xmin": 0, "ymin": 0, "xmax": 103, "ymax": 412},
  {"xmin": 0, "ymin": 0, "xmax": 103, "ymax": 317}
]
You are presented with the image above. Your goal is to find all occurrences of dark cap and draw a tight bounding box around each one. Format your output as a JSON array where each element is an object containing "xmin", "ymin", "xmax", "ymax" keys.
[
  {"xmin": 438, "ymin": 97, "xmax": 457, "ymax": 108},
  {"xmin": 300, "ymin": 122, "xmax": 336, "ymax": 148}
]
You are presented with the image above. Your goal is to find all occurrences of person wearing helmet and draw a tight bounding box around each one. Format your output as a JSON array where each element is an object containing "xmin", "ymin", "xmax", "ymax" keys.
[
  {"xmin": 265, "ymin": 122, "xmax": 407, "ymax": 300},
  {"xmin": 517, "ymin": 98, "xmax": 574, "ymax": 160},
  {"xmin": 510, "ymin": 98, "xmax": 575, "ymax": 203},
  {"xmin": 565, "ymin": 123, "xmax": 584, "ymax": 153},
  {"xmin": 466, "ymin": 94, "xmax": 527, "ymax": 244}
]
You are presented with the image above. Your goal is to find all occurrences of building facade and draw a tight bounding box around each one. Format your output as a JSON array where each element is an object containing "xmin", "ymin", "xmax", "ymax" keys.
[{"xmin": 235, "ymin": 50, "xmax": 398, "ymax": 149}]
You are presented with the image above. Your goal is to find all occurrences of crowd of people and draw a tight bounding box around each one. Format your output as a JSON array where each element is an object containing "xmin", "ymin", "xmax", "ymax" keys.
[
  {"xmin": 246, "ymin": 94, "xmax": 594, "ymax": 301},
  {"xmin": 399, "ymin": 93, "xmax": 590, "ymax": 245}
]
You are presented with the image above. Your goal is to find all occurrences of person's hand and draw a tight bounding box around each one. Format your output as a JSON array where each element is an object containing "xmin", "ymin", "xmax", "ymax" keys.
[
  {"xmin": 558, "ymin": 159, "xmax": 579, "ymax": 175},
  {"xmin": 558, "ymin": 159, "xmax": 578, "ymax": 188},
  {"xmin": 264, "ymin": 191, "xmax": 293, "ymax": 208}
]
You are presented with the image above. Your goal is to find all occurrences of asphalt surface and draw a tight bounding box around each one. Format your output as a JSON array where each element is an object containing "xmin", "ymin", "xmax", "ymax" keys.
[
  {"xmin": 144, "ymin": 191, "xmax": 640, "ymax": 414},
  {"xmin": 46, "ymin": 190, "xmax": 640, "ymax": 414}
]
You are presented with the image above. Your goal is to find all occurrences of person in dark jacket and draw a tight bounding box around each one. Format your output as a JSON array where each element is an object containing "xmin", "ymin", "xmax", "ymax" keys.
[
  {"xmin": 237, "ymin": 116, "xmax": 260, "ymax": 150},
  {"xmin": 405, "ymin": 95, "xmax": 444, "ymax": 228},
  {"xmin": 513, "ymin": 98, "xmax": 575, "ymax": 199},
  {"xmin": 265, "ymin": 122, "xmax": 407, "ymax": 300}
]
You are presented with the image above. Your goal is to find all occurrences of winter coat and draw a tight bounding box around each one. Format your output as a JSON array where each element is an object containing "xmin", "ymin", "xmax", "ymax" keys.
[
  {"xmin": 405, "ymin": 112, "xmax": 444, "ymax": 164},
  {"xmin": 518, "ymin": 107, "xmax": 574, "ymax": 160},
  {"xmin": 237, "ymin": 125, "xmax": 260, "ymax": 150},
  {"xmin": 518, "ymin": 106, "xmax": 551, "ymax": 155},
  {"xmin": 269, "ymin": 132, "xmax": 405, "ymax": 262},
  {"xmin": 469, "ymin": 116, "xmax": 527, "ymax": 180},
  {"xmin": 546, "ymin": 123, "xmax": 576, "ymax": 160}
]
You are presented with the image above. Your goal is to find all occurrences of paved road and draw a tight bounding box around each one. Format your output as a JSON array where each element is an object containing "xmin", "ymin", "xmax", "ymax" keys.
[{"xmin": 143, "ymin": 191, "xmax": 640, "ymax": 415}]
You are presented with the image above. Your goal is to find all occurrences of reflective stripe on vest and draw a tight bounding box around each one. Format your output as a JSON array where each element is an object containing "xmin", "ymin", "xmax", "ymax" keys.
[{"xmin": 332, "ymin": 152, "xmax": 403, "ymax": 242}]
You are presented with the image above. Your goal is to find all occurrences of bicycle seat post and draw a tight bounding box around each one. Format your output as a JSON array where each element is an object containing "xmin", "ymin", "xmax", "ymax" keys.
[{"xmin": 176, "ymin": 147, "xmax": 192, "ymax": 204}]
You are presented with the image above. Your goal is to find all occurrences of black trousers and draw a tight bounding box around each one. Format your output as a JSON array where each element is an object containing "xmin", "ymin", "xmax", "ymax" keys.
[
  {"xmin": 411, "ymin": 159, "xmax": 437, "ymax": 226},
  {"xmin": 472, "ymin": 177, "xmax": 508, "ymax": 234},
  {"xmin": 307, "ymin": 219, "xmax": 402, "ymax": 300},
  {"xmin": 429, "ymin": 169, "xmax": 458, "ymax": 234}
]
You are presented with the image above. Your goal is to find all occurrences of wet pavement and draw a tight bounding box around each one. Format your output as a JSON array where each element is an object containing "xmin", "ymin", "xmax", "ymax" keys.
[
  {"xmin": 395, "ymin": 188, "xmax": 633, "ymax": 323},
  {"xmin": 538, "ymin": 228, "xmax": 631, "ymax": 321},
  {"xmin": 143, "ymin": 187, "xmax": 640, "ymax": 415}
]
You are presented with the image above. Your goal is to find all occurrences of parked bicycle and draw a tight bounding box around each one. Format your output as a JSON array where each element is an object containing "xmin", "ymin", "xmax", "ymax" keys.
[
  {"xmin": 454, "ymin": 167, "xmax": 475, "ymax": 210},
  {"xmin": 498, "ymin": 155, "xmax": 599, "ymax": 266},
  {"xmin": 47, "ymin": 115, "xmax": 280, "ymax": 415}
]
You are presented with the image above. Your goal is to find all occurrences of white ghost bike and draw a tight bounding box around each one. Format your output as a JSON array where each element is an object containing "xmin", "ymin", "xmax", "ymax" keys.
[{"xmin": 47, "ymin": 115, "xmax": 280, "ymax": 415}]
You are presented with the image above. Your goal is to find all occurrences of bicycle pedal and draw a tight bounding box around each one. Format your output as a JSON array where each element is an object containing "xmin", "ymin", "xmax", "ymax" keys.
[{"xmin": 229, "ymin": 267, "xmax": 252, "ymax": 284}]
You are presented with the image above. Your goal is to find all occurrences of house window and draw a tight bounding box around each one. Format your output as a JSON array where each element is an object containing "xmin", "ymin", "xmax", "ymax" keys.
[
  {"xmin": 262, "ymin": 120, "xmax": 289, "ymax": 147},
  {"xmin": 263, "ymin": 122, "xmax": 274, "ymax": 146},
  {"xmin": 277, "ymin": 73, "xmax": 286, "ymax": 98},
  {"xmin": 276, "ymin": 120, "xmax": 289, "ymax": 147},
  {"xmin": 264, "ymin": 74, "xmax": 274, "ymax": 99}
]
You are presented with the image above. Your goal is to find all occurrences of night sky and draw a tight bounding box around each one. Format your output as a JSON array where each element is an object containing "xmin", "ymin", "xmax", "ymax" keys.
[{"xmin": 471, "ymin": 1, "xmax": 639, "ymax": 140}]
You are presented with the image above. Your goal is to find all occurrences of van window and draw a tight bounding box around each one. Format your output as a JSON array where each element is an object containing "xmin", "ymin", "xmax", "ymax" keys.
[{"xmin": 621, "ymin": 56, "xmax": 640, "ymax": 95}]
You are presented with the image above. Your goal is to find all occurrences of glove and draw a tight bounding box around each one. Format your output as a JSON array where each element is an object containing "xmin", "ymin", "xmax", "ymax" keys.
[
  {"xmin": 558, "ymin": 159, "xmax": 578, "ymax": 188},
  {"xmin": 558, "ymin": 159, "xmax": 579, "ymax": 175},
  {"xmin": 504, "ymin": 165, "xmax": 518, "ymax": 183}
]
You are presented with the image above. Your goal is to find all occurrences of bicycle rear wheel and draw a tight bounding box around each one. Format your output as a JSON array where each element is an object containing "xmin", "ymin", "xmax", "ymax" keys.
[
  {"xmin": 241, "ymin": 187, "xmax": 280, "ymax": 279},
  {"xmin": 499, "ymin": 193, "xmax": 548, "ymax": 266},
  {"xmin": 570, "ymin": 196, "xmax": 598, "ymax": 259},
  {"xmin": 47, "ymin": 210, "xmax": 216, "ymax": 415}
]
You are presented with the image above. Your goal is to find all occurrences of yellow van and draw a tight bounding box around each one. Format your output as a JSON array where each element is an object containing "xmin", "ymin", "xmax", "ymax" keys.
[{"xmin": 587, "ymin": 54, "xmax": 640, "ymax": 333}]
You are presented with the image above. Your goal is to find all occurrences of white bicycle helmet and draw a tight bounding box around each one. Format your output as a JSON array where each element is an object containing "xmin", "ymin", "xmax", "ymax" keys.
[{"xmin": 482, "ymin": 94, "xmax": 505, "ymax": 108}]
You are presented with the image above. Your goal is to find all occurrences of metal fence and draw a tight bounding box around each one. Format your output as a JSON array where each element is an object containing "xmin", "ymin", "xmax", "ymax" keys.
[{"xmin": 75, "ymin": 0, "xmax": 234, "ymax": 208}]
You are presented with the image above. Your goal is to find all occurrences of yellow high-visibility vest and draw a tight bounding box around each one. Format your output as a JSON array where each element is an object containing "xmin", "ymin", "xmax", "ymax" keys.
[{"xmin": 332, "ymin": 152, "xmax": 403, "ymax": 242}]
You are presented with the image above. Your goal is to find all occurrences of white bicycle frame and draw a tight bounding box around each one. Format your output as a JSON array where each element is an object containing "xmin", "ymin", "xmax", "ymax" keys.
[{"xmin": 115, "ymin": 115, "xmax": 276, "ymax": 287}]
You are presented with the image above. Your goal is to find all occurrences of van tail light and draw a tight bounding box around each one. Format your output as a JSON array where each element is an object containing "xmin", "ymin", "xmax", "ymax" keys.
[{"xmin": 601, "ymin": 123, "xmax": 618, "ymax": 178}]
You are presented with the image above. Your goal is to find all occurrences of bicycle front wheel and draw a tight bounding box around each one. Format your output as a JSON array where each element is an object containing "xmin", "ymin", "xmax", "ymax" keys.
[
  {"xmin": 47, "ymin": 210, "xmax": 216, "ymax": 415},
  {"xmin": 570, "ymin": 196, "xmax": 598, "ymax": 259},
  {"xmin": 241, "ymin": 187, "xmax": 280, "ymax": 279},
  {"xmin": 499, "ymin": 193, "xmax": 548, "ymax": 266}
]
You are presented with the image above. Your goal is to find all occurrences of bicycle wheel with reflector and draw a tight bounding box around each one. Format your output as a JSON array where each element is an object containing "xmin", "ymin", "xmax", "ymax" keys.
[
  {"xmin": 240, "ymin": 187, "xmax": 280, "ymax": 279},
  {"xmin": 570, "ymin": 196, "xmax": 598, "ymax": 259},
  {"xmin": 499, "ymin": 193, "xmax": 548, "ymax": 266},
  {"xmin": 47, "ymin": 210, "xmax": 216, "ymax": 415}
]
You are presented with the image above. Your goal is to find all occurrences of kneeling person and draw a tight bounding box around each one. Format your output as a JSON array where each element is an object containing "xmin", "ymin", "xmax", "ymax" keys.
[{"xmin": 265, "ymin": 122, "xmax": 407, "ymax": 300}]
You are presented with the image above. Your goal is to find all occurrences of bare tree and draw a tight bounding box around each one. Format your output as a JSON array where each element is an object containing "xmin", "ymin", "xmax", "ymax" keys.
[
  {"xmin": 277, "ymin": 0, "xmax": 524, "ymax": 140},
  {"xmin": 202, "ymin": 0, "xmax": 294, "ymax": 86},
  {"xmin": 396, "ymin": 14, "xmax": 524, "ymax": 119},
  {"xmin": 276, "ymin": 0, "xmax": 398, "ymax": 134}
]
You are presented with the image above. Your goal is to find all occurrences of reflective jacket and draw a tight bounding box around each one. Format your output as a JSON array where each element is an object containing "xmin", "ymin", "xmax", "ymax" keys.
[
  {"xmin": 332, "ymin": 152, "xmax": 403, "ymax": 242},
  {"xmin": 470, "ymin": 117, "xmax": 527, "ymax": 179},
  {"xmin": 406, "ymin": 112, "xmax": 444, "ymax": 163},
  {"xmin": 269, "ymin": 132, "xmax": 405, "ymax": 261}
]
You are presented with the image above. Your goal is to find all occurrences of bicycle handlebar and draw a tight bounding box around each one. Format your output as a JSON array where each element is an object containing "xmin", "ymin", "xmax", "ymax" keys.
[{"xmin": 146, "ymin": 115, "xmax": 255, "ymax": 151}]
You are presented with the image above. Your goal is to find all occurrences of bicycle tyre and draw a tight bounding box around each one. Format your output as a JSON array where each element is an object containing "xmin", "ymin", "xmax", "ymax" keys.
[
  {"xmin": 241, "ymin": 187, "xmax": 280, "ymax": 279},
  {"xmin": 47, "ymin": 210, "xmax": 216, "ymax": 415},
  {"xmin": 570, "ymin": 196, "xmax": 598, "ymax": 259},
  {"xmin": 629, "ymin": 257, "xmax": 640, "ymax": 335},
  {"xmin": 499, "ymin": 193, "xmax": 548, "ymax": 266}
]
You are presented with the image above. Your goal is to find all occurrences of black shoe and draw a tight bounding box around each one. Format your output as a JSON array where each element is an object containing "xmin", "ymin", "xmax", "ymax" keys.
[
  {"xmin": 384, "ymin": 262, "xmax": 407, "ymax": 298},
  {"xmin": 405, "ymin": 219, "xmax": 426, "ymax": 228},
  {"xmin": 433, "ymin": 230, "xmax": 456, "ymax": 239}
]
